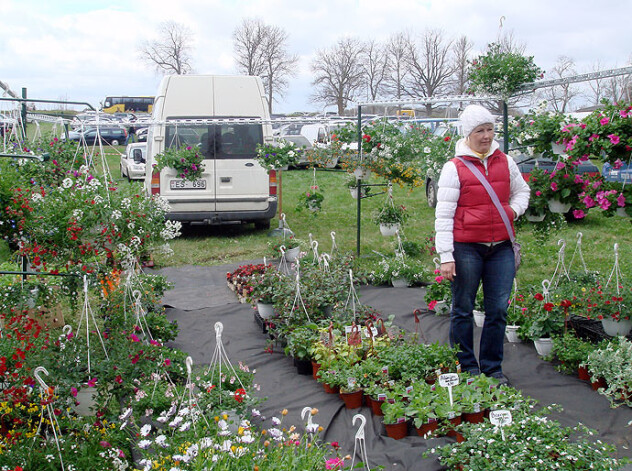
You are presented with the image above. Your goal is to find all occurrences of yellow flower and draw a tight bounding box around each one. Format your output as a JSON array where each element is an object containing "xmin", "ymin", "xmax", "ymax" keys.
[{"xmin": 281, "ymin": 409, "xmax": 288, "ymax": 416}]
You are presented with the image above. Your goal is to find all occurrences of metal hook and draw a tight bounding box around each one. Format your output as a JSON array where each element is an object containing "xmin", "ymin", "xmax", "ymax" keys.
[
  {"xmin": 132, "ymin": 290, "xmax": 142, "ymax": 303},
  {"xmin": 301, "ymin": 406, "xmax": 314, "ymax": 427},
  {"xmin": 34, "ymin": 366, "xmax": 50, "ymax": 390},
  {"xmin": 576, "ymin": 232, "xmax": 583, "ymax": 244},
  {"xmin": 215, "ymin": 322, "xmax": 224, "ymax": 342},
  {"xmin": 62, "ymin": 325, "xmax": 72, "ymax": 336},
  {"xmin": 353, "ymin": 414, "xmax": 366, "ymax": 440},
  {"xmin": 186, "ymin": 356, "xmax": 193, "ymax": 375}
]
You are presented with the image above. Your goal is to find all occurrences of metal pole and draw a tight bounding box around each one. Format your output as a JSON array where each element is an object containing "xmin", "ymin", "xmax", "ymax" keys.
[
  {"xmin": 502, "ymin": 101, "xmax": 509, "ymax": 154},
  {"xmin": 21, "ymin": 88, "xmax": 27, "ymax": 140},
  {"xmin": 356, "ymin": 105, "xmax": 362, "ymax": 256}
]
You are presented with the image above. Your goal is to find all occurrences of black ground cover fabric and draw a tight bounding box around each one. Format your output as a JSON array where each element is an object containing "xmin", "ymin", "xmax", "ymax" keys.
[{"xmin": 154, "ymin": 264, "xmax": 632, "ymax": 470}]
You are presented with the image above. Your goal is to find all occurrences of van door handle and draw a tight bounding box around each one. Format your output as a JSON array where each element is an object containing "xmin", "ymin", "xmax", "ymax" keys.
[
  {"xmin": 220, "ymin": 177, "xmax": 231, "ymax": 183},
  {"xmin": 245, "ymin": 162, "xmax": 254, "ymax": 167}
]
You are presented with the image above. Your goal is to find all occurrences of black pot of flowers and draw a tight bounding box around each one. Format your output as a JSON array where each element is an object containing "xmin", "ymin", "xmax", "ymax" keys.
[{"xmin": 294, "ymin": 358, "xmax": 313, "ymax": 376}]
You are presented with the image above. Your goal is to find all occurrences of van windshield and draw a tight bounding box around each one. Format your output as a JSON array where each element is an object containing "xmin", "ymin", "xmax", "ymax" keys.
[{"xmin": 165, "ymin": 122, "xmax": 263, "ymax": 160}]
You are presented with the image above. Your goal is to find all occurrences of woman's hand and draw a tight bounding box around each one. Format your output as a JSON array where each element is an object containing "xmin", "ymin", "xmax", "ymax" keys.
[{"xmin": 440, "ymin": 262, "xmax": 456, "ymax": 281}]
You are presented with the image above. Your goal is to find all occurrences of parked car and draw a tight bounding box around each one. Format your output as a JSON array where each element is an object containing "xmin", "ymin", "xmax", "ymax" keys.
[
  {"xmin": 67, "ymin": 126, "xmax": 128, "ymax": 146},
  {"xmin": 602, "ymin": 161, "xmax": 632, "ymax": 183},
  {"xmin": 120, "ymin": 142, "xmax": 146, "ymax": 181}
]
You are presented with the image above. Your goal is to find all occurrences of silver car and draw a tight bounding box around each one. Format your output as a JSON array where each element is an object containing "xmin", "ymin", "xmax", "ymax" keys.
[{"xmin": 120, "ymin": 142, "xmax": 146, "ymax": 181}]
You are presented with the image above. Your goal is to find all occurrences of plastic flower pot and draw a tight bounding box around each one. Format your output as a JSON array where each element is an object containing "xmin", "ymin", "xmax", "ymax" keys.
[
  {"xmin": 578, "ymin": 365, "xmax": 590, "ymax": 381},
  {"xmin": 256, "ymin": 302, "xmax": 276, "ymax": 320},
  {"xmin": 294, "ymin": 358, "xmax": 313, "ymax": 376},
  {"xmin": 591, "ymin": 377, "xmax": 607, "ymax": 391},
  {"xmin": 353, "ymin": 167, "xmax": 371, "ymax": 180},
  {"xmin": 384, "ymin": 420, "xmax": 408, "ymax": 440},
  {"xmin": 534, "ymin": 338, "xmax": 554, "ymax": 357},
  {"xmin": 323, "ymin": 383, "xmax": 340, "ymax": 394},
  {"xmin": 616, "ymin": 207, "xmax": 629, "ymax": 218},
  {"xmin": 505, "ymin": 325, "xmax": 521, "ymax": 343},
  {"xmin": 311, "ymin": 361, "xmax": 321, "ymax": 380},
  {"xmin": 444, "ymin": 415, "xmax": 462, "ymax": 438},
  {"xmin": 463, "ymin": 410, "xmax": 485, "ymax": 424},
  {"xmin": 72, "ymin": 386, "xmax": 98, "ymax": 417},
  {"xmin": 339, "ymin": 390, "xmax": 363, "ymax": 409},
  {"xmin": 379, "ymin": 223, "xmax": 400, "ymax": 237},
  {"xmin": 547, "ymin": 199, "xmax": 571, "ymax": 214},
  {"xmin": 525, "ymin": 211, "xmax": 546, "ymax": 222},
  {"xmin": 285, "ymin": 246, "xmax": 300, "ymax": 262},
  {"xmin": 391, "ymin": 277, "xmax": 411, "ymax": 288},
  {"xmin": 601, "ymin": 318, "xmax": 632, "ymax": 337},
  {"xmin": 415, "ymin": 418, "xmax": 438, "ymax": 438},
  {"xmin": 371, "ymin": 397, "xmax": 385, "ymax": 416}
]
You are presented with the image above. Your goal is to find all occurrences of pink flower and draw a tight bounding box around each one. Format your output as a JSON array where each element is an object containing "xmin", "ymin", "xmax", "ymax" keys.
[
  {"xmin": 326, "ymin": 457, "xmax": 344, "ymax": 469},
  {"xmin": 435, "ymin": 275, "xmax": 444, "ymax": 283},
  {"xmin": 99, "ymin": 441, "xmax": 111, "ymax": 448},
  {"xmin": 617, "ymin": 193, "xmax": 626, "ymax": 207},
  {"xmin": 583, "ymin": 194, "xmax": 596, "ymax": 208},
  {"xmin": 428, "ymin": 300, "xmax": 438, "ymax": 310},
  {"xmin": 551, "ymin": 182, "xmax": 558, "ymax": 191},
  {"xmin": 608, "ymin": 134, "xmax": 620, "ymax": 145},
  {"xmin": 555, "ymin": 162, "xmax": 565, "ymax": 170},
  {"xmin": 573, "ymin": 209, "xmax": 586, "ymax": 219},
  {"xmin": 600, "ymin": 117, "xmax": 610, "ymax": 126},
  {"xmin": 614, "ymin": 159, "xmax": 624, "ymax": 170},
  {"xmin": 620, "ymin": 109, "xmax": 629, "ymax": 118},
  {"xmin": 535, "ymin": 190, "xmax": 542, "ymax": 196},
  {"xmin": 574, "ymin": 174, "xmax": 584, "ymax": 184},
  {"xmin": 130, "ymin": 334, "xmax": 140, "ymax": 342},
  {"xmin": 71, "ymin": 387, "xmax": 78, "ymax": 397},
  {"xmin": 589, "ymin": 133, "xmax": 599, "ymax": 142},
  {"xmin": 87, "ymin": 377, "xmax": 98, "ymax": 387},
  {"xmin": 164, "ymin": 358, "xmax": 171, "ymax": 367}
]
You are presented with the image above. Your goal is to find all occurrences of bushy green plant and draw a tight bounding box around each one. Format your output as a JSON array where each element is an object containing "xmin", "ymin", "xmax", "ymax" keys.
[
  {"xmin": 255, "ymin": 138, "xmax": 301, "ymax": 170},
  {"xmin": 372, "ymin": 203, "xmax": 409, "ymax": 225},
  {"xmin": 154, "ymin": 145, "xmax": 204, "ymax": 181}
]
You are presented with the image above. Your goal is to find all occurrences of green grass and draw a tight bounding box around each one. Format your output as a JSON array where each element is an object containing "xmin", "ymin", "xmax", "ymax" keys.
[{"xmin": 147, "ymin": 167, "xmax": 632, "ymax": 289}]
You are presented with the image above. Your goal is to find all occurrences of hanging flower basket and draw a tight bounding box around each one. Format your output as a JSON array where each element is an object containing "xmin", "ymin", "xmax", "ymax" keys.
[
  {"xmin": 285, "ymin": 246, "xmax": 300, "ymax": 262},
  {"xmin": 534, "ymin": 337, "xmax": 554, "ymax": 357},
  {"xmin": 505, "ymin": 325, "xmax": 521, "ymax": 343},
  {"xmin": 525, "ymin": 210, "xmax": 546, "ymax": 222},
  {"xmin": 391, "ymin": 277, "xmax": 411, "ymax": 288},
  {"xmin": 72, "ymin": 386, "xmax": 98, "ymax": 417},
  {"xmin": 601, "ymin": 318, "xmax": 632, "ymax": 337},
  {"xmin": 616, "ymin": 207, "xmax": 629, "ymax": 218},
  {"xmin": 380, "ymin": 223, "xmax": 400, "ymax": 237},
  {"xmin": 256, "ymin": 302, "xmax": 276, "ymax": 319},
  {"xmin": 547, "ymin": 199, "xmax": 571, "ymax": 214}
]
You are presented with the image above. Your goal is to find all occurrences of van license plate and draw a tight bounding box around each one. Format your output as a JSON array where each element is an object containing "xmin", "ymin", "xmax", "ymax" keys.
[{"xmin": 170, "ymin": 179, "xmax": 206, "ymax": 190}]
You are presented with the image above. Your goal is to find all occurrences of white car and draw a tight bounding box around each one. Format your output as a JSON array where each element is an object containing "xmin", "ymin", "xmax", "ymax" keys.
[{"xmin": 120, "ymin": 142, "xmax": 146, "ymax": 181}]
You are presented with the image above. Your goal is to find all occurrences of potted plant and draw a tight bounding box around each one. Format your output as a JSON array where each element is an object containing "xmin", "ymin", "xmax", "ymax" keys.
[
  {"xmin": 508, "ymin": 102, "xmax": 567, "ymax": 158},
  {"xmin": 154, "ymin": 145, "xmax": 204, "ymax": 182},
  {"xmin": 337, "ymin": 362, "xmax": 364, "ymax": 409},
  {"xmin": 583, "ymin": 283, "xmax": 632, "ymax": 337},
  {"xmin": 525, "ymin": 300, "xmax": 566, "ymax": 357},
  {"xmin": 345, "ymin": 174, "xmax": 370, "ymax": 199},
  {"xmin": 404, "ymin": 382, "xmax": 438, "ymax": 437},
  {"xmin": 585, "ymin": 337, "xmax": 632, "ymax": 404},
  {"xmin": 296, "ymin": 185, "xmax": 325, "ymax": 213},
  {"xmin": 268, "ymin": 236, "xmax": 302, "ymax": 262},
  {"xmin": 381, "ymin": 390, "xmax": 409, "ymax": 440},
  {"xmin": 424, "ymin": 268, "xmax": 452, "ymax": 315},
  {"xmin": 539, "ymin": 161, "xmax": 585, "ymax": 213},
  {"xmin": 552, "ymin": 332, "xmax": 596, "ymax": 377},
  {"xmin": 246, "ymin": 266, "xmax": 290, "ymax": 318},
  {"xmin": 373, "ymin": 203, "xmax": 409, "ymax": 236},
  {"xmin": 255, "ymin": 138, "xmax": 301, "ymax": 170},
  {"xmin": 525, "ymin": 167, "xmax": 552, "ymax": 221},
  {"xmin": 285, "ymin": 325, "xmax": 320, "ymax": 375}
]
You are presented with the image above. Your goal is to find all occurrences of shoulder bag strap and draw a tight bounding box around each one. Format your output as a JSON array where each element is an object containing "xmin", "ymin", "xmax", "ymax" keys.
[{"xmin": 454, "ymin": 156, "xmax": 515, "ymax": 243}]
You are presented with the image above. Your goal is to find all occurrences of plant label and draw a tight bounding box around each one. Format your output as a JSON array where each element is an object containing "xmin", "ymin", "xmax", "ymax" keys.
[
  {"xmin": 439, "ymin": 373, "xmax": 459, "ymax": 388},
  {"xmin": 377, "ymin": 393, "xmax": 387, "ymax": 401},
  {"xmin": 405, "ymin": 385, "xmax": 413, "ymax": 394},
  {"xmin": 396, "ymin": 417, "xmax": 406, "ymax": 424},
  {"xmin": 381, "ymin": 366, "xmax": 389, "ymax": 375},
  {"xmin": 489, "ymin": 410, "xmax": 512, "ymax": 427}
]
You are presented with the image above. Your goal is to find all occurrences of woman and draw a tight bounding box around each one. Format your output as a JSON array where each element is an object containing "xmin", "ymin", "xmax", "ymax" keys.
[{"xmin": 434, "ymin": 104, "xmax": 530, "ymax": 384}]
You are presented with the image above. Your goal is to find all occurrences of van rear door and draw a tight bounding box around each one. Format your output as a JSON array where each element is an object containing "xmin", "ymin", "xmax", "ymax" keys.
[
  {"xmin": 162, "ymin": 124, "xmax": 216, "ymax": 213},
  {"xmin": 212, "ymin": 122, "xmax": 269, "ymax": 212}
]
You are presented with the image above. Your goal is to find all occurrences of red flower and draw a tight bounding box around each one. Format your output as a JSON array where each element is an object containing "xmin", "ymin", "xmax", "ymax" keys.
[
  {"xmin": 234, "ymin": 388, "xmax": 247, "ymax": 403},
  {"xmin": 534, "ymin": 293, "xmax": 544, "ymax": 301},
  {"xmin": 362, "ymin": 134, "xmax": 371, "ymax": 143},
  {"xmin": 543, "ymin": 302, "xmax": 554, "ymax": 312}
]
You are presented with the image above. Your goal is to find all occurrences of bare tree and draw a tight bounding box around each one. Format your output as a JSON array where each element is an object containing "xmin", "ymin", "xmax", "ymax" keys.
[
  {"xmin": 405, "ymin": 29, "xmax": 454, "ymax": 115},
  {"xmin": 383, "ymin": 32, "xmax": 412, "ymax": 101},
  {"xmin": 233, "ymin": 18, "xmax": 266, "ymax": 77},
  {"xmin": 260, "ymin": 25, "xmax": 299, "ymax": 115},
  {"xmin": 450, "ymin": 35, "xmax": 473, "ymax": 96},
  {"xmin": 540, "ymin": 56, "xmax": 579, "ymax": 113},
  {"xmin": 139, "ymin": 21, "xmax": 194, "ymax": 75},
  {"xmin": 587, "ymin": 61, "xmax": 607, "ymax": 106},
  {"xmin": 363, "ymin": 39, "xmax": 389, "ymax": 102},
  {"xmin": 310, "ymin": 37, "xmax": 366, "ymax": 115}
]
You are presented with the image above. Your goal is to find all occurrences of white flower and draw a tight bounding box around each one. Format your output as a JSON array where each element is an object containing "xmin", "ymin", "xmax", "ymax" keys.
[
  {"xmin": 62, "ymin": 178, "xmax": 74, "ymax": 188},
  {"xmin": 72, "ymin": 209, "xmax": 83, "ymax": 219},
  {"xmin": 155, "ymin": 435, "xmax": 168, "ymax": 448},
  {"xmin": 178, "ymin": 421, "xmax": 191, "ymax": 432},
  {"xmin": 112, "ymin": 210, "xmax": 122, "ymax": 220},
  {"xmin": 169, "ymin": 416, "xmax": 183, "ymax": 428},
  {"xmin": 140, "ymin": 424, "xmax": 152, "ymax": 437},
  {"xmin": 306, "ymin": 423, "xmax": 319, "ymax": 434},
  {"xmin": 119, "ymin": 408, "xmax": 133, "ymax": 422},
  {"xmin": 137, "ymin": 439, "xmax": 152, "ymax": 449},
  {"xmin": 31, "ymin": 193, "xmax": 42, "ymax": 202},
  {"xmin": 268, "ymin": 427, "xmax": 283, "ymax": 441},
  {"xmin": 138, "ymin": 459, "xmax": 152, "ymax": 471},
  {"xmin": 271, "ymin": 416, "xmax": 281, "ymax": 426},
  {"xmin": 93, "ymin": 195, "xmax": 104, "ymax": 204}
]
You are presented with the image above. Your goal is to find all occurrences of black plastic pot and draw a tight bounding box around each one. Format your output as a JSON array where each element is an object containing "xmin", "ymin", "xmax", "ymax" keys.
[{"xmin": 294, "ymin": 358, "xmax": 313, "ymax": 376}]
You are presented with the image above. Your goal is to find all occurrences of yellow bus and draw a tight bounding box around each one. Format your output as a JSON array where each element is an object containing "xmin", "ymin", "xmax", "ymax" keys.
[{"xmin": 102, "ymin": 96, "xmax": 154, "ymax": 113}]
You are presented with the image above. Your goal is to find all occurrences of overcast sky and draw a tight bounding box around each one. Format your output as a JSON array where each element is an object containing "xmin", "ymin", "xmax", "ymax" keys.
[{"xmin": 0, "ymin": 0, "xmax": 630, "ymax": 114}]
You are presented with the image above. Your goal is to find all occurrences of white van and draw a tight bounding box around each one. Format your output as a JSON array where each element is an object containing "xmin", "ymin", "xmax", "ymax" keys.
[{"xmin": 144, "ymin": 75, "xmax": 277, "ymax": 229}]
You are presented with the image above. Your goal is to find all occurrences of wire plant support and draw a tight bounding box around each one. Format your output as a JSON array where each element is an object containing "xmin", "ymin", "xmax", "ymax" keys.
[{"xmin": 205, "ymin": 322, "xmax": 247, "ymax": 405}]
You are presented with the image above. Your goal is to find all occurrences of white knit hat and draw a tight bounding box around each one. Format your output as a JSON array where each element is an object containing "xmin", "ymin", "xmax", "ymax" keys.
[{"xmin": 459, "ymin": 105, "xmax": 495, "ymax": 137}]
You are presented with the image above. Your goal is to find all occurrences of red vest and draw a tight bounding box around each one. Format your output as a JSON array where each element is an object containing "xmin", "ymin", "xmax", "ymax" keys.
[{"xmin": 452, "ymin": 150, "xmax": 514, "ymax": 243}]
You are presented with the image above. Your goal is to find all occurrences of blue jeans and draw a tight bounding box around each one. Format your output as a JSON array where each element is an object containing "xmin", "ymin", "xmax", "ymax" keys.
[{"xmin": 449, "ymin": 241, "xmax": 515, "ymax": 376}]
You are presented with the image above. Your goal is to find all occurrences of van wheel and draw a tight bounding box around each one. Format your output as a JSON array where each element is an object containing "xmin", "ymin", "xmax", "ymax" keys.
[
  {"xmin": 111, "ymin": 139, "xmax": 120, "ymax": 146},
  {"xmin": 426, "ymin": 179, "xmax": 438, "ymax": 208},
  {"xmin": 254, "ymin": 219, "xmax": 271, "ymax": 230}
]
